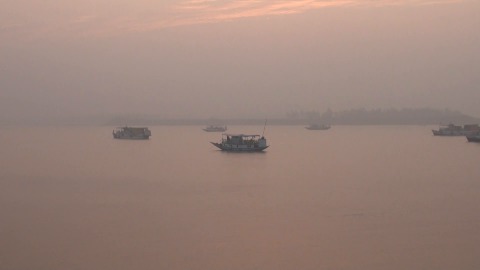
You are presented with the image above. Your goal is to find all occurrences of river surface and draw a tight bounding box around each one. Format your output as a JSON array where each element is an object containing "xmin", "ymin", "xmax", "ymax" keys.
[{"xmin": 1, "ymin": 125, "xmax": 480, "ymax": 270}]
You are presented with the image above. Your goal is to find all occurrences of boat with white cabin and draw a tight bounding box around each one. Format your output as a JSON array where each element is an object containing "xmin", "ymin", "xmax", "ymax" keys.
[{"xmin": 432, "ymin": 124, "xmax": 479, "ymax": 136}]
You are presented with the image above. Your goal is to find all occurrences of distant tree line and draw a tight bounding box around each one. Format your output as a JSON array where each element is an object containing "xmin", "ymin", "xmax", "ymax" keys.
[{"xmin": 286, "ymin": 108, "xmax": 479, "ymax": 125}]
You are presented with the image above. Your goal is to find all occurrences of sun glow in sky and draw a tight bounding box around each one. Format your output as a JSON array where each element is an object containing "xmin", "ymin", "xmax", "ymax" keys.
[
  {"xmin": 0, "ymin": 0, "xmax": 465, "ymax": 40},
  {"xmin": 1, "ymin": 0, "xmax": 478, "ymax": 122}
]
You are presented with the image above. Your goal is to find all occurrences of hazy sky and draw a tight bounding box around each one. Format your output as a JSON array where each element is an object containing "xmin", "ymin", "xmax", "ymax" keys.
[{"xmin": 1, "ymin": 0, "xmax": 479, "ymax": 122}]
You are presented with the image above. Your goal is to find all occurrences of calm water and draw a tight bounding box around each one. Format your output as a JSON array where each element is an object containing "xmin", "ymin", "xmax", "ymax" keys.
[{"xmin": 1, "ymin": 125, "xmax": 480, "ymax": 270}]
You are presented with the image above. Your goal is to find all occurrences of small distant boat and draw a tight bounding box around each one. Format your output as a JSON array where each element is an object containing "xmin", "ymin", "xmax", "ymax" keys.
[
  {"xmin": 305, "ymin": 124, "xmax": 331, "ymax": 130},
  {"xmin": 203, "ymin": 125, "xmax": 227, "ymax": 132},
  {"xmin": 211, "ymin": 134, "xmax": 268, "ymax": 152},
  {"xmin": 432, "ymin": 124, "xmax": 479, "ymax": 136},
  {"xmin": 113, "ymin": 126, "xmax": 151, "ymax": 140}
]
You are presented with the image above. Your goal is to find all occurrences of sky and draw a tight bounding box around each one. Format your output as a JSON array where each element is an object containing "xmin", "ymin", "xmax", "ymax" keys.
[{"xmin": 1, "ymin": 0, "xmax": 479, "ymax": 123}]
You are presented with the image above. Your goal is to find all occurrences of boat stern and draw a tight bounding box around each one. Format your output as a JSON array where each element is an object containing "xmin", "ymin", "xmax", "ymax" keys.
[{"xmin": 211, "ymin": 142, "xmax": 224, "ymax": 150}]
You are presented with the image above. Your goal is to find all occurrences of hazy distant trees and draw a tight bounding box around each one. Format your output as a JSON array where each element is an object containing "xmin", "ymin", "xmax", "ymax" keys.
[{"xmin": 286, "ymin": 108, "xmax": 479, "ymax": 125}]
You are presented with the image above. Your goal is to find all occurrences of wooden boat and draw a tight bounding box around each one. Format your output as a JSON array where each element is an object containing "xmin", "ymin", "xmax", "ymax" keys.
[
  {"xmin": 432, "ymin": 124, "xmax": 479, "ymax": 136},
  {"xmin": 211, "ymin": 134, "xmax": 268, "ymax": 152},
  {"xmin": 113, "ymin": 126, "xmax": 151, "ymax": 140},
  {"xmin": 203, "ymin": 125, "xmax": 227, "ymax": 132}
]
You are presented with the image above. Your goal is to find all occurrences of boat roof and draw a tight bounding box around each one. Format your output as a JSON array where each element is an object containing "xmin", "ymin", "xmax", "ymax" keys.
[
  {"xmin": 116, "ymin": 126, "xmax": 149, "ymax": 129},
  {"xmin": 223, "ymin": 133, "xmax": 261, "ymax": 137}
]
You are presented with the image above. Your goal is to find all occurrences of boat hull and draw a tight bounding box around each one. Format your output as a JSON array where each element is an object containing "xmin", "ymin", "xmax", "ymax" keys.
[
  {"xmin": 113, "ymin": 135, "xmax": 150, "ymax": 140},
  {"xmin": 203, "ymin": 129, "xmax": 227, "ymax": 132},
  {"xmin": 432, "ymin": 130, "xmax": 474, "ymax": 136},
  {"xmin": 466, "ymin": 136, "xmax": 480, "ymax": 143},
  {"xmin": 211, "ymin": 142, "xmax": 268, "ymax": 152},
  {"xmin": 305, "ymin": 127, "xmax": 330, "ymax": 130}
]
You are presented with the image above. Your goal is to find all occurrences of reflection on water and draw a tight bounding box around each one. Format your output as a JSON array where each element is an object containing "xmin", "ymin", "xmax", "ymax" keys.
[{"xmin": 1, "ymin": 125, "xmax": 480, "ymax": 270}]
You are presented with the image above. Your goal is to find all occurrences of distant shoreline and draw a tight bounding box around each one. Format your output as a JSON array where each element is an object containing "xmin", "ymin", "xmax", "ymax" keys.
[{"xmin": 2, "ymin": 108, "xmax": 479, "ymax": 127}]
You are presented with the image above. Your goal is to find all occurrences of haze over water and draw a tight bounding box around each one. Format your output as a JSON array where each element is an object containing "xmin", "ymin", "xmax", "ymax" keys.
[
  {"xmin": 1, "ymin": 0, "xmax": 480, "ymax": 122},
  {"xmin": 1, "ymin": 125, "xmax": 480, "ymax": 270}
]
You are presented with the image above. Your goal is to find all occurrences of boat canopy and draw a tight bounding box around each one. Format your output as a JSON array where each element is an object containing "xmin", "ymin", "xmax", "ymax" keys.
[
  {"xmin": 116, "ymin": 126, "xmax": 149, "ymax": 129},
  {"xmin": 222, "ymin": 133, "xmax": 261, "ymax": 137}
]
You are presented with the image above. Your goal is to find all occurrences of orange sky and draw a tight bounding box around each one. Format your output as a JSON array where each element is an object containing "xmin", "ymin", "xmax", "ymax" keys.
[
  {"xmin": 0, "ymin": 0, "xmax": 466, "ymax": 40},
  {"xmin": 1, "ymin": 0, "xmax": 479, "ymax": 121}
]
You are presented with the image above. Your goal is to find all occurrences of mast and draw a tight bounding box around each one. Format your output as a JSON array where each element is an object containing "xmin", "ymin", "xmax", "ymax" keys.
[{"xmin": 262, "ymin": 119, "xmax": 267, "ymax": 137}]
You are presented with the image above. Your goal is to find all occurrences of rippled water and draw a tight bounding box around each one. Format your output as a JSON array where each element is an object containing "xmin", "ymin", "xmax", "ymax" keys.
[{"xmin": 1, "ymin": 125, "xmax": 480, "ymax": 270}]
